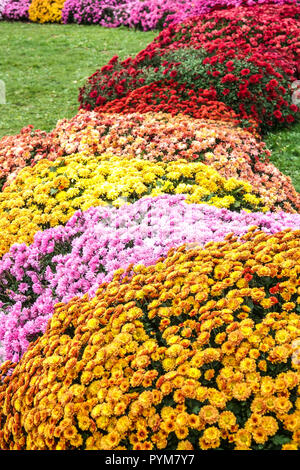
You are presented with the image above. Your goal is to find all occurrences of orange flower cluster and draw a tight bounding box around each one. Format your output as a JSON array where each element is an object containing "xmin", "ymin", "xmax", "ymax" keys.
[
  {"xmin": 2, "ymin": 111, "xmax": 298, "ymax": 211},
  {"xmin": 0, "ymin": 229, "xmax": 299, "ymax": 450},
  {"xmin": 0, "ymin": 125, "xmax": 54, "ymax": 191}
]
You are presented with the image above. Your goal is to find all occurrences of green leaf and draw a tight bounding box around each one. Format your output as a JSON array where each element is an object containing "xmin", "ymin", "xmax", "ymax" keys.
[{"xmin": 271, "ymin": 435, "xmax": 291, "ymax": 446}]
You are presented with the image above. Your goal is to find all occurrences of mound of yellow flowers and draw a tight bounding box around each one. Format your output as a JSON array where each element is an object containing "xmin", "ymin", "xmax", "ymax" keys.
[
  {"xmin": 0, "ymin": 229, "xmax": 299, "ymax": 450},
  {"xmin": 0, "ymin": 154, "xmax": 265, "ymax": 259},
  {"xmin": 28, "ymin": 0, "xmax": 65, "ymax": 23}
]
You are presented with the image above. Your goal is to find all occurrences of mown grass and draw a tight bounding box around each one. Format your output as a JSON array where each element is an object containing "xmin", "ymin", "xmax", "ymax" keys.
[
  {"xmin": 0, "ymin": 21, "xmax": 299, "ymax": 192},
  {"xmin": 0, "ymin": 21, "xmax": 156, "ymax": 136},
  {"xmin": 263, "ymin": 122, "xmax": 300, "ymax": 193}
]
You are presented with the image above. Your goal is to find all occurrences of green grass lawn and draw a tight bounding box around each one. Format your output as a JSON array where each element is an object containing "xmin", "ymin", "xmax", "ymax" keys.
[
  {"xmin": 264, "ymin": 122, "xmax": 300, "ymax": 193},
  {"xmin": 0, "ymin": 21, "xmax": 299, "ymax": 192},
  {"xmin": 0, "ymin": 21, "xmax": 156, "ymax": 135}
]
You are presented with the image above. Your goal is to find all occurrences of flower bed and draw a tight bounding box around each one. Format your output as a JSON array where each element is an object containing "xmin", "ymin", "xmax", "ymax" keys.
[
  {"xmin": 79, "ymin": 4, "xmax": 300, "ymax": 131},
  {"xmin": 61, "ymin": 0, "xmax": 129, "ymax": 27},
  {"xmin": 2, "ymin": 111, "xmax": 298, "ymax": 212},
  {"xmin": 2, "ymin": 0, "xmax": 299, "ymax": 28},
  {"xmin": 0, "ymin": 230, "xmax": 299, "ymax": 450},
  {"xmin": 0, "ymin": 1, "xmax": 299, "ymax": 452},
  {"xmin": 120, "ymin": 0, "xmax": 300, "ymax": 31},
  {"xmin": 136, "ymin": 3, "xmax": 300, "ymax": 72},
  {"xmin": 0, "ymin": 152, "xmax": 267, "ymax": 259},
  {"xmin": 61, "ymin": 0, "xmax": 300, "ymax": 30},
  {"xmin": 1, "ymin": 193, "xmax": 300, "ymax": 363},
  {"xmin": 0, "ymin": 112, "xmax": 243, "ymax": 191},
  {"xmin": 55, "ymin": 111, "xmax": 297, "ymax": 212}
]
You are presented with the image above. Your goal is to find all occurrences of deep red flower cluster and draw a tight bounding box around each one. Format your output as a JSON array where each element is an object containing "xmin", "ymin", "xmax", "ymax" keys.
[
  {"xmin": 79, "ymin": 4, "xmax": 300, "ymax": 131},
  {"xmin": 137, "ymin": 3, "xmax": 300, "ymax": 75},
  {"xmin": 81, "ymin": 54, "xmax": 142, "ymax": 107},
  {"xmin": 90, "ymin": 51, "xmax": 298, "ymax": 131},
  {"xmin": 95, "ymin": 80, "xmax": 258, "ymax": 131},
  {"xmin": 142, "ymin": 49, "xmax": 298, "ymax": 130}
]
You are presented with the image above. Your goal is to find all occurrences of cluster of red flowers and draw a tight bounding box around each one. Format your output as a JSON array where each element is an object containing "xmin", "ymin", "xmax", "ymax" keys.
[
  {"xmin": 137, "ymin": 3, "xmax": 300, "ymax": 75},
  {"xmin": 82, "ymin": 54, "xmax": 142, "ymax": 106},
  {"xmin": 95, "ymin": 80, "xmax": 255, "ymax": 129},
  {"xmin": 79, "ymin": 4, "xmax": 300, "ymax": 130}
]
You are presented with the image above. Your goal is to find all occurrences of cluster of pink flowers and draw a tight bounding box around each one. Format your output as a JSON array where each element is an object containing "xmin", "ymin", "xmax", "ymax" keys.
[
  {"xmin": 1, "ymin": 0, "xmax": 298, "ymax": 28},
  {"xmin": 61, "ymin": 0, "xmax": 129, "ymax": 27},
  {"xmin": 0, "ymin": 0, "xmax": 9, "ymax": 18},
  {"xmin": 61, "ymin": 0, "xmax": 179, "ymax": 29},
  {"xmin": 2, "ymin": 0, "xmax": 30, "ymax": 20},
  {"xmin": 1, "ymin": 193, "xmax": 300, "ymax": 363},
  {"xmin": 59, "ymin": 0, "xmax": 300, "ymax": 30},
  {"xmin": 121, "ymin": 0, "xmax": 299, "ymax": 31}
]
